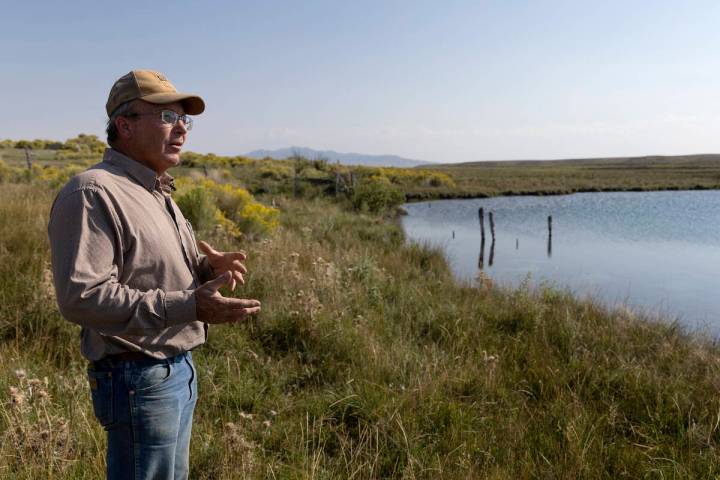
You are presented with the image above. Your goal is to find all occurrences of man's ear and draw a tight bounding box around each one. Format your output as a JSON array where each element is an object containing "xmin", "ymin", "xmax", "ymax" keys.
[{"xmin": 115, "ymin": 116, "xmax": 133, "ymax": 140}]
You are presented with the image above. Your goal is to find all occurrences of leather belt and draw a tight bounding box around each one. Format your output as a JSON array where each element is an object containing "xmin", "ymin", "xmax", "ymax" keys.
[{"xmin": 104, "ymin": 351, "xmax": 152, "ymax": 362}]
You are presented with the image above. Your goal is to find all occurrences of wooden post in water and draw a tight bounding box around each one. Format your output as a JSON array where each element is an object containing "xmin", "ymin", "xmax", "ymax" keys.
[
  {"xmin": 489, "ymin": 211, "xmax": 496, "ymax": 241},
  {"xmin": 547, "ymin": 215, "xmax": 553, "ymax": 258},
  {"xmin": 479, "ymin": 208, "xmax": 485, "ymax": 240},
  {"xmin": 478, "ymin": 208, "xmax": 485, "ymax": 269},
  {"xmin": 516, "ymin": 238, "xmax": 519, "ymax": 250}
]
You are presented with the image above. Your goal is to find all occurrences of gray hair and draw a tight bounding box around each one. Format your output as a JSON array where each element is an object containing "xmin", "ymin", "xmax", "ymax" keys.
[{"xmin": 105, "ymin": 100, "xmax": 136, "ymax": 145}]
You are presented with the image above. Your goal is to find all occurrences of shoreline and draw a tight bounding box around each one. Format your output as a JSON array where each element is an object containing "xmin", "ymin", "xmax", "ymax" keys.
[{"xmin": 404, "ymin": 183, "xmax": 720, "ymax": 202}]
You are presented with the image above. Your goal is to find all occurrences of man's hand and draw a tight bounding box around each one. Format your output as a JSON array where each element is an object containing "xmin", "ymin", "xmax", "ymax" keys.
[
  {"xmin": 195, "ymin": 272, "xmax": 261, "ymax": 324},
  {"xmin": 198, "ymin": 240, "xmax": 248, "ymax": 291}
]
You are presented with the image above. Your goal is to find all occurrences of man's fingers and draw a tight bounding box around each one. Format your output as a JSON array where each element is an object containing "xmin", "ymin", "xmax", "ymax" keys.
[
  {"xmin": 233, "ymin": 271, "xmax": 245, "ymax": 287},
  {"xmin": 198, "ymin": 240, "xmax": 218, "ymax": 257},
  {"xmin": 217, "ymin": 297, "xmax": 261, "ymax": 309},
  {"xmin": 202, "ymin": 271, "xmax": 231, "ymax": 292},
  {"xmin": 227, "ymin": 306, "xmax": 261, "ymax": 322},
  {"xmin": 231, "ymin": 260, "xmax": 248, "ymax": 274},
  {"xmin": 227, "ymin": 251, "xmax": 247, "ymax": 262},
  {"xmin": 238, "ymin": 306, "xmax": 261, "ymax": 317},
  {"xmin": 209, "ymin": 305, "xmax": 262, "ymax": 324}
]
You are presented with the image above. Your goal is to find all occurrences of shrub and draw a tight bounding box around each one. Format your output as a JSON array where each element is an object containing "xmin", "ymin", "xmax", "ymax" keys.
[
  {"xmin": 351, "ymin": 177, "xmax": 405, "ymax": 213},
  {"xmin": 35, "ymin": 164, "xmax": 86, "ymax": 188},
  {"xmin": 175, "ymin": 178, "xmax": 279, "ymax": 239},
  {"xmin": 175, "ymin": 186, "xmax": 219, "ymax": 232},
  {"xmin": 238, "ymin": 202, "xmax": 279, "ymax": 237},
  {"xmin": 204, "ymin": 180, "xmax": 253, "ymax": 215},
  {"xmin": 0, "ymin": 160, "xmax": 11, "ymax": 183},
  {"xmin": 260, "ymin": 165, "xmax": 292, "ymax": 180}
]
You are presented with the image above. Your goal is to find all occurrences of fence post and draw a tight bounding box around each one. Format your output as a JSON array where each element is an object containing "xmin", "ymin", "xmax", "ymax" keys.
[{"xmin": 24, "ymin": 147, "xmax": 33, "ymax": 170}]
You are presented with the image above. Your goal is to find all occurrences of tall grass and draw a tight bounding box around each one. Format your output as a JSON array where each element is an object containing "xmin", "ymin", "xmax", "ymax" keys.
[{"xmin": 2, "ymin": 180, "xmax": 720, "ymax": 478}]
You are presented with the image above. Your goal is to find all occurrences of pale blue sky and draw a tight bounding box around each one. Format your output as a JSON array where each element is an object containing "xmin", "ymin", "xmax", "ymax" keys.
[{"xmin": 2, "ymin": 0, "xmax": 720, "ymax": 162}]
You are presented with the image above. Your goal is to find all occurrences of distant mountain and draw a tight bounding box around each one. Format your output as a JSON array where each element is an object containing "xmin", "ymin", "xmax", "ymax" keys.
[{"xmin": 244, "ymin": 146, "xmax": 431, "ymax": 168}]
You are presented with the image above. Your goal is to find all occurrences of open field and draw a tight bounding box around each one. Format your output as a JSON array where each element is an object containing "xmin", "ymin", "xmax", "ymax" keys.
[
  {"xmin": 4, "ymin": 144, "xmax": 720, "ymax": 202},
  {"xmin": 410, "ymin": 154, "xmax": 720, "ymax": 199},
  {"xmin": 2, "ymin": 152, "xmax": 720, "ymax": 478}
]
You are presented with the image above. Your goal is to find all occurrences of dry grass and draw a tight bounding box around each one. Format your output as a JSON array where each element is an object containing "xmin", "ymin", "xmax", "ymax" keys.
[{"xmin": 2, "ymin": 174, "xmax": 720, "ymax": 478}]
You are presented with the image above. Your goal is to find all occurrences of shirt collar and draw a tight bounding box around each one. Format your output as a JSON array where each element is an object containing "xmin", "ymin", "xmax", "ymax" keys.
[{"xmin": 103, "ymin": 148, "xmax": 161, "ymax": 192}]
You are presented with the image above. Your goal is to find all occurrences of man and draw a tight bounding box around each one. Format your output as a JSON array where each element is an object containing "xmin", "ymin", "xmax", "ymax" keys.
[{"xmin": 48, "ymin": 70, "xmax": 261, "ymax": 480}]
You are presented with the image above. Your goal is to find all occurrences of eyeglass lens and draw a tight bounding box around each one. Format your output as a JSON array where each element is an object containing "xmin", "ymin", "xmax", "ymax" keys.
[{"xmin": 161, "ymin": 110, "xmax": 193, "ymax": 130}]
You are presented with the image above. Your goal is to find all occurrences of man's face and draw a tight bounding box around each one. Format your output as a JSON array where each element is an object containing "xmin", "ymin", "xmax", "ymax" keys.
[{"xmin": 125, "ymin": 100, "xmax": 188, "ymax": 173}]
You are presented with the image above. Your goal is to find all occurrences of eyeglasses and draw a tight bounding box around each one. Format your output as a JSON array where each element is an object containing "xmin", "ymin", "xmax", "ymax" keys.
[{"xmin": 126, "ymin": 109, "xmax": 194, "ymax": 130}]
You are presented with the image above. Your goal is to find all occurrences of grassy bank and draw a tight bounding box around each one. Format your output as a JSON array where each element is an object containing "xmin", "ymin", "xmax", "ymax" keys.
[
  {"xmin": 2, "ymin": 172, "xmax": 720, "ymax": 478},
  {"xmin": 4, "ymin": 145, "xmax": 720, "ymax": 202},
  {"xmin": 409, "ymin": 154, "xmax": 720, "ymax": 199}
]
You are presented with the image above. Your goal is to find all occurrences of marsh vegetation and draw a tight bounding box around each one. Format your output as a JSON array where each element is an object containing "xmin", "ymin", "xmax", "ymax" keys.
[{"xmin": 2, "ymin": 141, "xmax": 720, "ymax": 478}]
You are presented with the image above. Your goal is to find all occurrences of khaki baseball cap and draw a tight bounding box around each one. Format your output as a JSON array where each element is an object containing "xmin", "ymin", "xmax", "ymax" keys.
[{"xmin": 106, "ymin": 70, "xmax": 205, "ymax": 116}]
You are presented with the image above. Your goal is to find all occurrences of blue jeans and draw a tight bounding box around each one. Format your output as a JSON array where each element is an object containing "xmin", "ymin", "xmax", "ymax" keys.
[{"xmin": 87, "ymin": 351, "xmax": 198, "ymax": 480}]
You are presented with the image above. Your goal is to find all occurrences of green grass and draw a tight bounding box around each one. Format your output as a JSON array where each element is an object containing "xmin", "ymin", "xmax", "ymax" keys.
[
  {"xmin": 412, "ymin": 154, "xmax": 720, "ymax": 199},
  {"xmin": 5, "ymin": 146, "xmax": 720, "ymax": 202},
  {"xmin": 3, "ymin": 170, "xmax": 720, "ymax": 478}
]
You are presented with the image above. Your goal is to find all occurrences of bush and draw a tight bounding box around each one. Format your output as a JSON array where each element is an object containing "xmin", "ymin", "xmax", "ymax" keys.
[
  {"xmin": 351, "ymin": 177, "xmax": 405, "ymax": 213},
  {"xmin": 238, "ymin": 202, "xmax": 279, "ymax": 237},
  {"xmin": 175, "ymin": 187, "xmax": 219, "ymax": 232},
  {"xmin": 35, "ymin": 164, "xmax": 86, "ymax": 188},
  {"xmin": 63, "ymin": 134, "xmax": 105, "ymax": 154},
  {"xmin": 260, "ymin": 165, "xmax": 292, "ymax": 180},
  {"xmin": 0, "ymin": 160, "xmax": 11, "ymax": 183},
  {"xmin": 175, "ymin": 178, "xmax": 279, "ymax": 239}
]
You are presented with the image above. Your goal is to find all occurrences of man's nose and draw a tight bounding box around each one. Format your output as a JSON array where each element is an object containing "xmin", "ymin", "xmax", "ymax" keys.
[{"xmin": 174, "ymin": 118, "xmax": 189, "ymax": 133}]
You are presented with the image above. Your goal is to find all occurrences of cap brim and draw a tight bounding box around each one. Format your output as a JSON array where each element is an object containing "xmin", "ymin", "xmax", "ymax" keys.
[{"xmin": 141, "ymin": 92, "xmax": 205, "ymax": 115}]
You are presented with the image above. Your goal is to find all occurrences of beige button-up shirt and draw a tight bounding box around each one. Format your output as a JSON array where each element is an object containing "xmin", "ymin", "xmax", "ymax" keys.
[{"xmin": 48, "ymin": 148, "xmax": 212, "ymax": 361}]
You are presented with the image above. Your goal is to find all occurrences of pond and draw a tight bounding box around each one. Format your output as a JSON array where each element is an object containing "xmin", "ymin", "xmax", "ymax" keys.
[{"xmin": 400, "ymin": 191, "xmax": 720, "ymax": 333}]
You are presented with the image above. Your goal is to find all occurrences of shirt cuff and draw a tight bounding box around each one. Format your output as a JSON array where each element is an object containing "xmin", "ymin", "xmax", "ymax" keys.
[{"xmin": 164, "ymin": 290, "xmax": 197, "ymax": 326}]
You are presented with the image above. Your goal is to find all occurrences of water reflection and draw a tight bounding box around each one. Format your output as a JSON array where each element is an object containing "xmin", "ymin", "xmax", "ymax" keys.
[
  {"xmin": 478, "ymin": 235, "xmax": 485, "ymax": 269},
  {"xmin": 489, "ymin": 239, "xmax": 495, "ymax": 267}
]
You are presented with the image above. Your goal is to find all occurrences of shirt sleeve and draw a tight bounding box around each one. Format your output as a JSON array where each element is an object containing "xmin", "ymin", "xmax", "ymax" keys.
[
  {"xmin": 48, "ymin": 187, "xmax": 197, "ymax": 336},
  {"xmin": 180, "ymin": 215, "xmax": 214, "ymax": 283}
]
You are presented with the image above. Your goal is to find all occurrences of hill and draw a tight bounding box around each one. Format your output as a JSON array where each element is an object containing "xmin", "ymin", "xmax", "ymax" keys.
[{"xmin": 244, "ymin": 146, "xmax": 432, "ymax": 168}]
